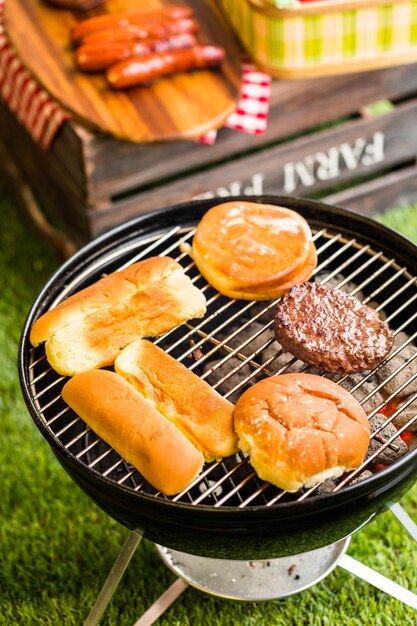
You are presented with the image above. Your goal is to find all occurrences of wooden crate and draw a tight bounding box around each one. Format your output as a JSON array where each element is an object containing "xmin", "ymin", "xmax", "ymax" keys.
[{"xmin": 2, "ymin": 62, "xmax": 417, "ymax": 251}]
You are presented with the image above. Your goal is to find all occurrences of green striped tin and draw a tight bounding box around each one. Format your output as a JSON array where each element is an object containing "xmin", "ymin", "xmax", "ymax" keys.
[{"xmin": 218, "ymin": 0, "xmax": 417, "ymax": 77}]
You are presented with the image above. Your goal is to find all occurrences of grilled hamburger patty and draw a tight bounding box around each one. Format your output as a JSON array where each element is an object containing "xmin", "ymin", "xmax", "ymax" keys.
[{"xmin": 274, "ymin": 282, "xmax": 394, "ymax": 373}]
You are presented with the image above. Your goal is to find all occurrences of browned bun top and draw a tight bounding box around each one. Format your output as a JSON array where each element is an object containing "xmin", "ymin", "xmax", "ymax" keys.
[
  {"xmin": 191, "ymin": 201, "xmax": 317, "ymax": 300},
  {"xmin": 29, "ymin": 256, "xmax": 207, "ymax": 376},
  {"xmin": 30, "ymin": 256, "xmax": 181, "ymax": 347},
  {"xmin": 234, "ymin": 373, "xmax": 370, "ymax": 492}
]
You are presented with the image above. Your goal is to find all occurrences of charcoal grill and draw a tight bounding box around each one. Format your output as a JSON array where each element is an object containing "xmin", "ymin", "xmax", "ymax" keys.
[{"xmin": 19, "ymin": 196, "xmax": 417, "ymax": 625}]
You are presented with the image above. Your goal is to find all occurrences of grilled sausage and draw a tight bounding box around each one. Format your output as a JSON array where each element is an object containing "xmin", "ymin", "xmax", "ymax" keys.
[
  {"xmin": 44, "ymin": 0, "xmax": 103, "ymax": 9},
  {"xmin": 80, "ymin": 18, "xmax": 199, "ymax": 47},
  {"xmin": 75, "ymin": 33, "xmax": 197, "ymax": 71},
  {"xmin": 71, "ymin": 5, "xmax": 193, "ymax": 44},
  {"xmin": 107, "ymin": 45, "xmax": 225, "ymax": 89}
]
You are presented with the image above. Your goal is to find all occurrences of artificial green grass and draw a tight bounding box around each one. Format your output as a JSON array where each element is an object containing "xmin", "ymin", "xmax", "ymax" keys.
[{"xmin": 1, "ymin": 185, "xmax": 417, "ymax": 625}]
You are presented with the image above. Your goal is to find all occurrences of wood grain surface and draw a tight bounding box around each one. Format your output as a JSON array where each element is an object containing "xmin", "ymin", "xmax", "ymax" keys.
[{"xmin": 4, "ymin": 0, "xmax": 241, "ymax": 142}]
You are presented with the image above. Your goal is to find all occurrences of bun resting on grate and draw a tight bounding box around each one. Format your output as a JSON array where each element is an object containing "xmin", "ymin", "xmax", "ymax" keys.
[
  {"xmin": 234, "ymin": 373, "xmax": 370, "ymax": 493},
  {"xmin": 30, "ymin": 256, "xmax": 207, "ymax": 377},
  {"xmin": 62, "ymin": 369, "xmax": 205, "ymax": 496},
  {"xmin": 191, "ymin": 201, "xmax": 317, "ymax": 300},
  {"xmin": 115, "ymin": 339, "xmax": 238, "ymax": 461}
]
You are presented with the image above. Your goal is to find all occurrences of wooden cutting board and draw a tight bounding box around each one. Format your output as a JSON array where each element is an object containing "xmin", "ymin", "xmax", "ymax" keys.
[{"xmin": 4, "ymin": 0, "xmax": 242, "ymax": 142}]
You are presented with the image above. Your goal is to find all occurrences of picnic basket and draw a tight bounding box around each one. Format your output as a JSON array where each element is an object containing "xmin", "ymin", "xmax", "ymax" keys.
[{"xmin": 218, "ymin": 0, "xmax": 417, "ymax": 77}]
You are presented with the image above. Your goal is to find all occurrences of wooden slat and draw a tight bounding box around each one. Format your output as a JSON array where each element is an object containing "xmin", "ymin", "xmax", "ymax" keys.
[
  {"xmin": 324, "ymin": 165, "xmax": 417, "ymax": 216},
  {"xmin": 0, "ymin": 139, "xmax": 77, "ymax": 258},
  {"xmin": 88, "ymin": 99, "xmax": 417, "ymax": 235},
  {"xmin": 83, "ymin": 62, "xmax": 417, "ymax": 203},
  {"xmin": 4, "ymin": 0, "xmax": 241, "ymax": 143},
  {"xmin": 4, "ymin": 52, "xmax": 417, "ymax": 245},
  {"xmin": 0, "ymin": 97, "xmax": 89, "ymax": 243}
]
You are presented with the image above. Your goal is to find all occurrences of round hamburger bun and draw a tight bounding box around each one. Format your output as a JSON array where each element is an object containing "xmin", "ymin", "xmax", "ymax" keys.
[
  {"xmin": 234, "ymin": 373, "xmax": 370, "ymax": 492},
  {"xmin": 191, "ymin": 201, "xmax": 317, "ymax": 300}
]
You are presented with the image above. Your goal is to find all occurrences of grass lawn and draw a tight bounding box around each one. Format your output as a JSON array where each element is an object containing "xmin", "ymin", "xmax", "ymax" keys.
[{"xmin": 1, "ymin": 184, "xmax": 417, "ymax": 625}]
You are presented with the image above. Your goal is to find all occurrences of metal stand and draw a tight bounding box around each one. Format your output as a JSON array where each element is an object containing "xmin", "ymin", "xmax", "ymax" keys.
[
  {"xmin": 339, "ymin": 554, "xmax": 417, "ymax": 609},
  {"xmin": 132, "ymin": 579, "xmax": 188, "ymax": 626},
  {"xmin": 83, "ymin": 503, "xmax": 417, "ymax": 626},
  {"xmin": 387, "ymin": 501, "xmax": 417, "ymax": 542},
  {"xmin": 83, "ymin": 529, "xmax": 144, "ymax": 626}
]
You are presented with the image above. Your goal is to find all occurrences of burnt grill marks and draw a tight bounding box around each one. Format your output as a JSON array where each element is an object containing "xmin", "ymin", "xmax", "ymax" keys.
[{"xmin": 28, "ymin": 226, "xmax": 417, "ymax": 507}]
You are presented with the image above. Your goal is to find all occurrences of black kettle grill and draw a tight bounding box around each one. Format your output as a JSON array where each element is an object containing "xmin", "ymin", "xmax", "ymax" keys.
[{"xmin": 19, "ymin": 196, "xmax": 417, "ymax": 623}]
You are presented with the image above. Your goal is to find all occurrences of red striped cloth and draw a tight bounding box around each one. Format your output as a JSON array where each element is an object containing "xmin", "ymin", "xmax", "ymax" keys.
[
  {"xmin": 0, "ymin": 0, "xmax": 270, "ymax": 149},
  {"xmin": 198, "ymin": 59, "xmax": 271, "ymax": 145},
  {"xmin": 0, "ymin": 0, "xmax": 68, "ymax": 149}
]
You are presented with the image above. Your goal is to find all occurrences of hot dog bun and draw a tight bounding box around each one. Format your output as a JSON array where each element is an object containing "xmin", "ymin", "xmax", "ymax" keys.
[
  {"xmin": 62, "ymin": 369, "xmax": 204, "ymax": 495},
  {"xmin": 234, "ymin": 373, "xmax": 370, "ymax": 492},
  {"xmin": 115, "ymin": 339, "xmax": 237, "ymax": 461},
  {"xmin": 191, "ymin": 201, "xmax": 317, "ymax": 300},
  {"xmin": 30, "ymin": 256, "xmax": 206, "ymax": 377}
]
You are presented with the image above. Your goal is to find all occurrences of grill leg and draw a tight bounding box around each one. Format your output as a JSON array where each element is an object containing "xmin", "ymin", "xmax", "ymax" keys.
[
  {"xmin": 132, "ymin": 579, "xmax": 188, "ymax": 626},
  {"xmin": 339, "ymin": 554, "xmax": 417, "ymax": 609},
  {"xmin": 84, "ymin": 529, "xmax": 144, "ymax": 626},
  {"xmin": 338, "ymin": 501, "xmax": 417, "ymax": 609},
  {"xmin": 386, "ymin": 502, "xmax": 417, "ymax": 542}
]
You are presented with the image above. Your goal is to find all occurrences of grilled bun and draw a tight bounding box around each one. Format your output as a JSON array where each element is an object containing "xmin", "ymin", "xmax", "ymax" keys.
[
  {"xmin": 115, "ymin": 339, "xmax": 238, "ymax": 460},
  {"xmin": 234, "ymin": 373, "xmax": 370, "ymax": 492},
  {"xmin": 30, "ymin": 256, "xmax": 206, "ymax": 377},
  {"xmin": 191, "ymin": 201, "xmax": 317, "ymax": 300},
  {"xmin": 62, "ymin": 369, "xmax": 204, "ymax": 496}
]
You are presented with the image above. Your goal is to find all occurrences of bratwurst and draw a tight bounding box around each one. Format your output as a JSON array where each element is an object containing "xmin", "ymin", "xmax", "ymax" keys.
[
  {"xmin": 107, "ymin": 45, "xmax": 225, "ymax": 89},
  {"xmin": 80, "ymin": 18, "xmax": 199, "ymax": 47},
  {"xmin": 76, "ymin": 33, "xmax": 197, "ymax": 71},
  {"xmin": 274, "ymin": 282, "xmax": 394, "ymax": 374},
  {"xmin": 71, "ymin": 5, "xmax": 193, "ymax": 44}
]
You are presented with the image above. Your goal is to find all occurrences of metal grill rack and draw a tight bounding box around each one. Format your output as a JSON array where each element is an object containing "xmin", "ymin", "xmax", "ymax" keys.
[{"xmin": 28, "ymin": 223, "xmax": 417, "ymax": 508}]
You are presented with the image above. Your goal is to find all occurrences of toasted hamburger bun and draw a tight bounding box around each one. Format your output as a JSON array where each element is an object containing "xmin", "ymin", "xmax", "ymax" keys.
[
  {"xmin": 234, "ymin": 373, "xmax": 370, "ymax": 492},
  {"xmin": 191, "ymin": 201, "xmax": 317, "ymax": 300}
]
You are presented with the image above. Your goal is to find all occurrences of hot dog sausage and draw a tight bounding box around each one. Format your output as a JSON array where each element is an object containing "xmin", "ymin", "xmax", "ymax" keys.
[
  {"xmin": 80, "ymin": 18, "xmax": 199, "ymax": 47},
  {"xmin": 44, "ymin": 0, "xmax": 103, "ymax": 9},
  {"xmin": 71, "ymin": 5, "xmax": 193, "ymax": 44},
  {"xmin": 107, "ymin": 45, "xmax": 225, "ymax": 89},
  {"xmin": 75, "ymin": 33, "xmax": 197, "ymax": 71}
]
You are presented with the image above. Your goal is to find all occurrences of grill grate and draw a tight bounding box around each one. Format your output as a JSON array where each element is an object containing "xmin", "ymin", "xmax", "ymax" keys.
[{"xmin": 28, "ymin": 224, "xmax": 417, "ymax": 508}]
